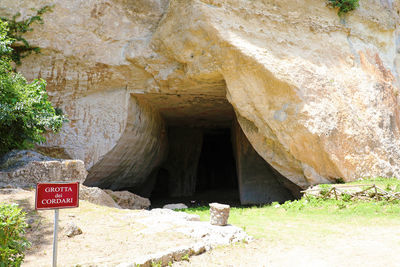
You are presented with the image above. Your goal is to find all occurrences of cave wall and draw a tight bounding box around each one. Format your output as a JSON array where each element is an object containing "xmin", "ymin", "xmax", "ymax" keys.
[
  {"xmin": 233, "ymin": 121, "xmax": 295, "ymax": 204},
  {"xmin": 84, "ymin": 96, "xmax": 168, "ymax": 194},
  {"xmin": 161, "ymin": 127, "xmax": 203, "ymax": 197}
]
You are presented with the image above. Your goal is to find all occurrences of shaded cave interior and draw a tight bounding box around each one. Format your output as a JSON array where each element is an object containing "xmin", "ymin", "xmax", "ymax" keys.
[
  {"xmin": 151, "ymin": 128, "xmax": 241, "ymax": 207},
  {"xmin": 85, "ymin": 91, "xmax": 300, "ymax": 207}
]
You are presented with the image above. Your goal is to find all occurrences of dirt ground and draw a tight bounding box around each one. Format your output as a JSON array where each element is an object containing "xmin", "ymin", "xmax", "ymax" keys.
[
  {"xmin": 2, "ymin": 188, "xmax": 400, "ymax": 267},
  {"xmin": 174, "ymin": 225, "xmax": 400, "ymax": 267},
  {"xmin": 0, "ymin": 189, "xmax": 199, "ymax": 266}
]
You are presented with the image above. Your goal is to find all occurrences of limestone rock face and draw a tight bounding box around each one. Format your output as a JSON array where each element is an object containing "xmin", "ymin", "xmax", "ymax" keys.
[
  {"xmin": 0, "ymin": 150, "xmax": 87, "ymax": 188},
  {"xmin": 232, "ymin": 121, "xmax": 299, "ymax": 204},
  {"xmin": 2, "ymin": 0, "xmax": 400, "ymax": 190},
  {"xmin": 153, "ymin": 0, "xmax": 400, "ymax": 187}
]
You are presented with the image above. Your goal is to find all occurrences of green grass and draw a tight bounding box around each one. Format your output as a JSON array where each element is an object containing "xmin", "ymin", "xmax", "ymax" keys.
[
  {"xmin": 183, "ymin": 178, "xmax": 400, "ymax": 245},
  {"xmin": 347, "ymin": 177, "xmax": 400, "ymax": 192},
  {"xmin": 316, "ymin": 177, "xmax": 400, "ymax": 192}
]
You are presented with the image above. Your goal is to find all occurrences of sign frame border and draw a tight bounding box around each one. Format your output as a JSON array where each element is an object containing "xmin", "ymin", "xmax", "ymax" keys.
[{"xmin": 35, "ymin": 181, "xmax": 80, "ymax": 210}]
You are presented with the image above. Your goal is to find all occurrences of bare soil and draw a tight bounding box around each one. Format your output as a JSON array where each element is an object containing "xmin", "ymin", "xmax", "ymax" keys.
[
  {"xmin": 174, "ymin": 225, "xmax": 400, "ymax": 267},
  {"xmin": 0, "ymin": 189, "xmax": 197, "ymax": 266},
  {"xmin": 2, "ymin": 189, "xmax": 400, "ymax": 267}
]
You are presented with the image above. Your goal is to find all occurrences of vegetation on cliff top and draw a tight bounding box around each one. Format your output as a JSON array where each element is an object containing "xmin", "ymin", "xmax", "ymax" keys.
[
  {"xmin": 0, "ymin": 5, "xmax": 52, "ymax": 65},
  {"xmin": 327, "ymin": 0, "xmax": 360, "ymax": 16},
  {"xmin": 0, "ymin": 8, "xmax": 66, "ymax": 156}
]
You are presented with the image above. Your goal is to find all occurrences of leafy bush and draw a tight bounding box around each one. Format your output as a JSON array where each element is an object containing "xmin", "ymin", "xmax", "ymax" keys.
[
  {"xmin": 0, "ymin": 18, "xmax": 66, "ymax": 155},
  {"xmin": 341, "ymin": 193, "xmax": 352, "ymax": 202},
  {"xmin": 327, "ymin": 0, "xmax": 359, "ymax": 16},
  {"xmin": 0, "ymin": 204, "xmax": 30, "ymax": 266},
  {"xmin": 319, "ymin": 184, "xmax": 332, "ymax": 198}
]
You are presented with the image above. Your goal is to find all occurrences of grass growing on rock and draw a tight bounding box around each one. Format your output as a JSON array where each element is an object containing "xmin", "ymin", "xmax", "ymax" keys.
[{"xmin": 183, "ymin": 178, "xmax": 400, "ymax": 245}]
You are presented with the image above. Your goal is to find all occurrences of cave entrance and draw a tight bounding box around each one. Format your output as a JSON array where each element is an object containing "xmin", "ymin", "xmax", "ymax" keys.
[
  {"xmin": 150, "ymin": 127, "xmax": 241, "ymax": 208},
  {"xmin": 85, "ymin": 90, "xmax": 300, "ymax": 205},
  {"xmin": 126, "ymin": 91, "xmax": 299, "ymax": 207}
]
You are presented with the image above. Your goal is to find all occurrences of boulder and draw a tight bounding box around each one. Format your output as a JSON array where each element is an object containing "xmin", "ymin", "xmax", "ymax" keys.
[
  {"xmin": 104, "ymin": 189, "xmax": 150, "ymax": 210},
  {"xmin": 0, "ymin": 150, "xmax": 87, "ymax": 188},
  {"xmin": 79, "ymin": 185, "xmax": 120, "ymax": 208}
]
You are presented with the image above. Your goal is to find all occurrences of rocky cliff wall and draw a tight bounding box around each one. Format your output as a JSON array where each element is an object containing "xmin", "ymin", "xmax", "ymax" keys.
[
  {"xmin": 2, "ymin": 0, "xmax": 400, "ymax": 191},
  {"xmin": 152, "ymin": 0, "xmax": 400, "ymax": 187}
]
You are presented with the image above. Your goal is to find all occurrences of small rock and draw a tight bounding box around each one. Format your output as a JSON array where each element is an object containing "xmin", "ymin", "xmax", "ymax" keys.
[
  {"xmin": 64, "ymin": 222, "xmax": 82, "ymax": 237},
  {"xmin": 163, "ymin": 203, "xmax": 188, "ymax": 210},
  {"xmin": 209, "ymin": 202, "xmax": 230, "ymax": 226},
  {"xmin": 27, "ymin": 218, "xmax": 35, "ymax": 225}
]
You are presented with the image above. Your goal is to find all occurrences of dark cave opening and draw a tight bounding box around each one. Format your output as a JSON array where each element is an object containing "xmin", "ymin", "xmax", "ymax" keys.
[
  {"xmin": 150, "ymin": 127, "xmax": 241, "ymax": 207},
  {"xmin": 196, "ymin": 129, "xmax": 238, "ymax": 192}
]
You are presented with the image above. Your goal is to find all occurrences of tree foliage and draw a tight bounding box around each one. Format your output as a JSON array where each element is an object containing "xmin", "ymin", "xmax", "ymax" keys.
[
  {"xmin": 0, "ymin": 204, "xmax": 30, "ymax": 266},
  {"xmin": 0, "ymin": 13, "xmax": 66, "ymax": 155}
]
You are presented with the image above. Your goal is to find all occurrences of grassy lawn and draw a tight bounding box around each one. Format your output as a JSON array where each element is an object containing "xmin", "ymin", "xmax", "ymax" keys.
[{"xmin": 183, "ymin": 178, "xmax": 400, "ymax": 246}]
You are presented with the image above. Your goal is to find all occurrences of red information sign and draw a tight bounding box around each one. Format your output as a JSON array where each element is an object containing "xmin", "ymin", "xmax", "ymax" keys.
[{"xmin": 35, "ymin": 182, "xmax": 80, "ymax": 210}]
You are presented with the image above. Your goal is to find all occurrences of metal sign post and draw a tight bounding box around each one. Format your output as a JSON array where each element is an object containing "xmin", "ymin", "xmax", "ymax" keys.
[
  {"xmin": 35, "ymin": 182, "xmax": 80, "ymax": 267},
  {"xmin": 53, "ymin": 209, "xmax": 59, "ymax": 267}
]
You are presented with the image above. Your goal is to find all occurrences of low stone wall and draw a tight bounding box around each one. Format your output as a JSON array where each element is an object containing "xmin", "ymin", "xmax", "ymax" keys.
[{"xmin": 0, "ymin": 150, "xmax": 87, "ymax": 188}]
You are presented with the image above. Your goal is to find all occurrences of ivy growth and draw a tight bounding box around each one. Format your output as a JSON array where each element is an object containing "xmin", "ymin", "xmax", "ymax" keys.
[
  {"xmin": 0, "ymin": 16, "xmax": 67, "ymax": 155},
  {"xmin": 327, "ymin": 0, "xmax": 359, "ymax": 16},
  {"xmin": 0, "ymin": 5, "xmax": 52, "ymax": 65}
]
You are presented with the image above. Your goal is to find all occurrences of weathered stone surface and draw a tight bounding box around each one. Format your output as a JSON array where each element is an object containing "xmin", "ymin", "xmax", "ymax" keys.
[
  {"xmin": 104, "ymin": 189, "xmax": 150, "ymax": 209},
  {"xmin": 2, "ymin": 0, "xmax": 400, "ymax": 192},
  {"xmin": 152, "ymin": 0, "xmax": 400, "ymax": 187},
  {"xmin": 209, "ymin": 202, "xmax": 230, "ymax": 226},
  {"xmin": 79, "ymin": 185, "xmax": 120, "ymax": 208},
  {"xmin": 232, "ymin": 120, "xmax": 299, "ymax": 204},
  {"xmin": 84, "ymin": 98, "xmax": 168, "ymax": 194},
  {"xmin": 163, "ymin": 203, "xmax": 188, "ymax": 210},
  {"xmin": 0, "ymin": 150, "xmax": 87, "ymax": 188}
]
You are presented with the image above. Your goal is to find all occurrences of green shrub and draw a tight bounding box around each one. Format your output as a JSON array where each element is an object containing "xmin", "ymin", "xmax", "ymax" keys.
[
  {"xmin": 0, "ymin": 204, "xmax": 30, "ymax": 266},
  {"xmin": 341, "ymin": 193, "xmax": 352, "ymax": 202},
  {"xmin": 334, "ymin": 177, "xmax": 345, "ymax": 184},
  {"xmin": 0, "ymin": 18, "xmax": 66, "ymax": 155},
  {"xmin": 327, "ymin": 0, "xmax": 359, "ymax": 16},
  {"xmin": 319, "ymin": 184, "xmax": 332, "ymax": 198}
]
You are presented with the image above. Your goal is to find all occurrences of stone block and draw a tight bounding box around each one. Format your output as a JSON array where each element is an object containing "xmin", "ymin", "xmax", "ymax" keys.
[{"xmin": 209, "ymin": 202, "xmax": 230, "ymax": 226}]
